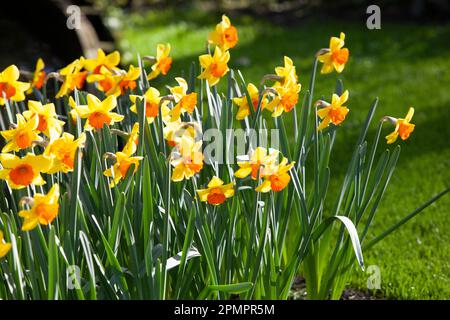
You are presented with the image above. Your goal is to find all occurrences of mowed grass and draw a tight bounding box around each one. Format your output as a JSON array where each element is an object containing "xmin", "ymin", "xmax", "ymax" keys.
[{"xmin": 115, "ymin": 9, "xmax": 450, "ymax": 299}]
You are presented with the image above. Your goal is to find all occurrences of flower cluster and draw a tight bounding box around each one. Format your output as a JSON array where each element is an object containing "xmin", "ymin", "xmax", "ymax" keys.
[{"xmin": 0, "ymin": 16, "xmax": 416, "ymax": 261}]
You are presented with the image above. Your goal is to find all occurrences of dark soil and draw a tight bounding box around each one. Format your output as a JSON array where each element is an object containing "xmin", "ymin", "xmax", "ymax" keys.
[{"xmin": 289, "ymin": 276, "xmax": 384, "ymax": 300}]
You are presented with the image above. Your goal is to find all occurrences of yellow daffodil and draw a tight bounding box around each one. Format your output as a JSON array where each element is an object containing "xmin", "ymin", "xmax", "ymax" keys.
[
  {"xmin": 0, "ymin": 153, "xmax": 52, "ymax": 189},
  {"xmin": 274, "ymin": 56, "xmax": 298, "ymax": 86},
  {"xmin": 385, "ymin": 107, "xmax": 415, "ymax": 144},
  {"xmin": 197, "ymin": 176, "xmax": 234, "ymax": 205},
  {"xmin": 169, "ymin": 77, "xmax": 198, "ymax": 121},
  {"xmin": 72, "ymin": 94, "xmax": 124, "ymax": 130},
  {"xmin": 208, "ymin": 14, "xmax": 238, "ymax": 51},
  {"xmin": 266, "ymin": 82, "xmax": 301, "ymax": 117},
  {"xmin": 23, "ymin": 101, "xmax": 65, "ymax": 141},
  {"xmin": 317, "ymin": 90, "xmax": 349, "ymax": 130},
  {"xmin": 130, "ymin": 87, "xmax": 168, "ymax": 123},
  {"xmin": 93, "ymin": 65, "xmax": 140, "ymax": 97},
  {"xmin": 233, "ymin": 83, "xmax": 268, "ymax": 120},
  {"xmin": 91, "ymin": 70, "xmax": 119, "ymax": 94},
  {"xmin": 1, "ymin": 113, "xmax": 41, "ymax": 152},
  {"xmin": 235, "ymin": 147, "xmax": 279, "ymax": 180},
  {"xmin": 163, "ymin": 107, "xmax": 182, "ymax": 147},
  {"xmin": 19, "ymin": 184, "xmax": 60, "ymax": 231},
  {"xmin": 0, "ymin": 65, "xmax": 30, "ymax": 105},
  {"xmin": 104, "ymin": 151, "xmax": 143, "ymax": 187},
  {"xmin": 44, "ymin": 133, "xmax": 86, "ymax": 174},
  {"xmin": 56, "ymin": 58, "xmax": 87, "ymax": 98},
  {"xmin": 317, "ymin": 32, "xmax": 349, "ymax": 74},
  {"xmin": 27, "ymin": 58, "xmax": 46, "ymax": 93},
  {"xmin": 0, "ymin": 230, "xmax": 11, "ymax": 259},
  {"xmin": 116, "ymin": 65, "xmax": 140, "ymax": 95},
  {"xmin": 170, "ymin": 135, "xmax": 204, "ymax": 182},
  {"xmin": 256, "ymin": 157, "xmax": 295, "ymax": 193},
  {"xmin": 198, "ymin": 46, "xmax": 230, "ymax": 86},
  {"xmin": 68, "ymin": 96, "xmax": 80, "ymax": 124},
  {"xmin": 123, "ymin": 122, "xmax": 140, "ymax": 155},
  {"xmin": 85, "ymin": 49, "xmax": 120, "ymax": 80},
  {"xmin": 147, "ymin": 43, "xmax": 173, "ymax": 80}
]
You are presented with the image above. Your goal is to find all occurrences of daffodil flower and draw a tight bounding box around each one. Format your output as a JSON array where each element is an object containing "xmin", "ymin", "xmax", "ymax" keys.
[
  {"xmin": 0, "ymin": 65, "xmax": 30, "ymax": 105},
  {"xmin": 27, "ymin": 58, "xmax": 46, "ymax": 94},
  {"xmin": 1, "ymin": 113, "xmax": 41, "ymax": 152},
  {"xmin": 116, "ymin": 65, "xmax": 140, "ymax": 95},
  {"xmin": 93, "ymin": 65, "xmax": 141, "ymax": 97},
  {"xmin": 235, "ymin": 147, "xmax": 279, "ymax": 180},
  {"xmin": 266, "ymin": 82, "xmax": 301, "ymax": 117},
  {"xmin": 0, "ymin": 230, "xmax": 11, "ymax": 259},
  {"xmin": 385, "ymin": 107, "xmax": 415, "ymax": 144},
  {"xmin": 256, "ymin": 157, "xmax": 295, "ymax": 193},
  {"xmin": 198, "ymin": 46, "xmax": 230, "ymax": 87},
  {"xmin": 208, "ymin": 15, "xmax": 238, "ymax": 51},
  {"xmin": 72, "ymin": 94, "xmax": 124, "ymax": 130},
  {"xmin": 170, "ymin": 135, "xmax": 204, "ymax": 182},
  {"xmin": 103, "ymin": 151, "xmax": 143, "ymax": 187},
  {"xmin": 317, "ymin": 32, "xmax": 349, "ymax": 74},
  {"xmin": 130, "ymin": 87, "xmax": 168, "ymax": 123},
  {"xmin": 85, "ymin": 49, "xmax": 121, "ymax": 81},
  {"xmin": 44, "ymin": 132, "xmax": 86, "ymax": 174},
  {"xmin": 122, "ymin": 123, "xmax": 140, "ymax": 155},
  {"xmin": 91, "ymin": 70, "xmax": 119, "ymax": 94},
  {"xmin": 56, "ymin": 58, "xmax": 87, "ymax": 98},
  {"xmin": 274, "ymin": 56, "xmax": 298, "ymax": 87},
  {"xmin": 0, "ymin": 153, "xmax": 52, "ymax": 189},
  {"xmin": 23, "ymin": 101, "xmax": 65, "ymax": 141},
  {"xmin": 317, "ymin": 90, "xmax": 349, "ymax": 130},
  {"xmin": 147, "ymin": 43, "xmax": 173, "ymax": 80},
  {"xmin": 169, "ymin": 77, "xmax": 198, "ymax": 121},
  {"xmin": 18, "ymin": 184, "xmax": 60, "ymax": 231},
  {"xmin": 197, "ymin": 176, "xmax": 235, "ymax": 205},
  {"xmin": 233, "ymin": 83, "xmax": 268, "ymax": 120}
]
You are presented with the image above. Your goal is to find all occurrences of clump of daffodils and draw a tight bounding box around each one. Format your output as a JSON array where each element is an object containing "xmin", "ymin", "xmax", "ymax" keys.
[{"xmin": 0, "ymin": 15, "xmax": 417, "ymax": 301}]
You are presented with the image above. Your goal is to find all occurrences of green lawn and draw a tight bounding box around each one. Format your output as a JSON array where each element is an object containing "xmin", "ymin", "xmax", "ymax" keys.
[{"xmin": 115, "ymin": 9, "xmax": 450, "ymax": 299}]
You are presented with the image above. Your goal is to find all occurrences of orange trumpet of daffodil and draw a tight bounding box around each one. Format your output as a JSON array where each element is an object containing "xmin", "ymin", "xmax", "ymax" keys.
[
  {"xmin": 19, "ymin": 184, "xmax": 60, "ymax": 231},
  {"xmin": 72, "ymin": 94, "xmax": 124, "ymax": 130},
  {"xmin": 130, "ymin": 87, "xmax": 168, "ymax": 123},
  {"xmin": 147, "ymin": 43, "xmax": 173, "ymax": 80},
  {"xmin": 256, "ymin": 157, "xmax": 295, "ymax": 193},
  {"xmin": 235, "ymin": 147, "xmax": 279, "ymax": 180},
  {"xmin": 198, "ymin": 46, "xmax": 230, "ymax": 87},
  {"xmin": 44, "ymin": 132, "xmax": 86, "ymax": 174},
  {"xmin": 56, "ymin": 58, "xmax": 87, "ymax": 98},
  {"xmin": 0, "ymin": 153, "xmax": 52, "ymax": 189},
  {"xmin": 317, "ymin": 90, "xmax": 349, "ymax": 130},
  {"xmin": 170, "ymin": 135, "xmax": 204, "ymax": 182},
  {"xmin": 208, "ymin": 15, "xmax": 238, "ymax": 51},
  {"xmin": 197, "ymin": 176, "xmax": 235, "ymax": 205},
  {"xmin": 385, "ymin": 107, "xmax": 415, "ymax": 144},
  {"xmin": 317, "ymin": 32, "xmax": 349, "ymax": 74},
  {"xmin": 103, "ymin": 150, "xmax": 143, "ymax": 187},
  {"xmin": 169, "ymin": 77, "xmax": 198, "ymax": 121},
  {"xmin": 0, "ymin": 65, "xmax": 30, "ymax": 105},
  {"xmin": 0, "ymin": 230, "xmax": 11, "ymax": 259},
  {"xmin": 233, "ymin": 83, "xmax": 268, "ymax": 120},
  {"xmin": 1, "ymin": 113, "xmax": 41, "ymax": 152},
  {"xmin": 23, "ymin": 101, "xmax": 65, "ymax": 141},
  {"xmin": 27, "ymin": 58, "xmax": 46, "ymax": 94}
]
